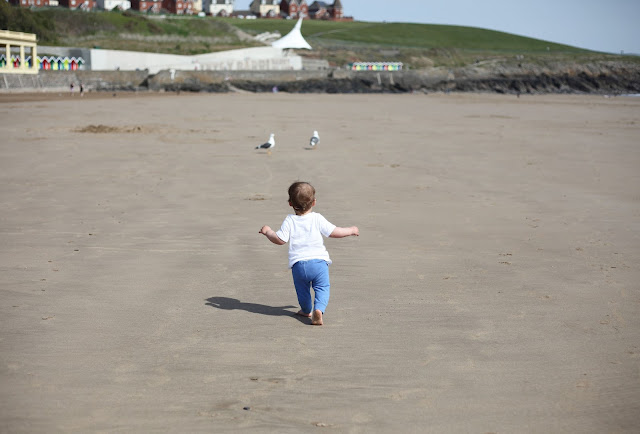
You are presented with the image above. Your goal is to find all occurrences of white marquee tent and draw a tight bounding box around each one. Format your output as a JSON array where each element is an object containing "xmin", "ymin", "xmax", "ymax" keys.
[{"xmin": 271, "ymin": 18, "xmax": 312, "ymax": 50}]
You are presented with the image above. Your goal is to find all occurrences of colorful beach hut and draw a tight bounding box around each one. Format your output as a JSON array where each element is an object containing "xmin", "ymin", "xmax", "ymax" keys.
[
  {"xmin": 349, "ymin": 62, "xmax": 403, "ymax": 71},
  {"xmin": 40, "ymin": 56, "xmax": 51, "ymax": 70}
]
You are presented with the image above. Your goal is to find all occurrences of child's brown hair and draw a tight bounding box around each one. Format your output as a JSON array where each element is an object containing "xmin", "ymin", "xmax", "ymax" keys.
[{"xmin": 288, "ymin": 182, "xmax": 316, "ymax": 214}]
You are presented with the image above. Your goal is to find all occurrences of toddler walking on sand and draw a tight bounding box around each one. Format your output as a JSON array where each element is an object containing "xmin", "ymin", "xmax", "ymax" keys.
[{"xmin": 259, "ymin": 182, "xmax": 359, "ymax": 325}]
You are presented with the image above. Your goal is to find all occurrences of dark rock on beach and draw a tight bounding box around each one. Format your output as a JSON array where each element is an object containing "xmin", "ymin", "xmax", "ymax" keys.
[{"xmin": 2, "ymin": 61, "xmax": 639, "ymax": 95}]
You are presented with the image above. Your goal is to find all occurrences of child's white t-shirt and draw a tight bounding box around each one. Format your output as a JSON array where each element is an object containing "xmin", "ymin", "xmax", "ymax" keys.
[{"xmin": 276, "ymin": 212, "xmax": 336, "ymax": 268}]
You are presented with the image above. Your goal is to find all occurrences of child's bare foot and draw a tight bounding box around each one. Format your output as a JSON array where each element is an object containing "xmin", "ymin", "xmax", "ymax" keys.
[
  {"xmin": 296, "ymin": 310, "xmax": 311, "ymax": 318},
  {"xmin": 311, "ymin": 310, "xmax": 323, "ymax": 325}
]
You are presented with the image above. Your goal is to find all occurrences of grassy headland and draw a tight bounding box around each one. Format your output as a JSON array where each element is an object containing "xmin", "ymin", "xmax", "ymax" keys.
[{"xmin": 1, "ymin": 4, "xmax": 636, "ymax": 69}]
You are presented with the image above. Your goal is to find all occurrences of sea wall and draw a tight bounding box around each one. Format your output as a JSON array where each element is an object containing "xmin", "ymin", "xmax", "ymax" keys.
[
  {"xmin": 0, "ymin": 70, "xmax": 149, "ymax": 92},
  {"xmin": 2, "ymin": 61, "xmax": 639, "ymax": 94},
  {"xmin": 37, "ymin": 46, "xmax": 310, "ymax": 74}
]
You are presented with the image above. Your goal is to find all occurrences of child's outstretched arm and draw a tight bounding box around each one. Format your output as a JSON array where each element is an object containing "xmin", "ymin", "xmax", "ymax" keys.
[
  {"xmin": 330, "ymin": 226, "xmax": 359, "ymax": 238},
  {"xmin": 259, "ymin": 225, "xmax": 286, "ymax": 245}
]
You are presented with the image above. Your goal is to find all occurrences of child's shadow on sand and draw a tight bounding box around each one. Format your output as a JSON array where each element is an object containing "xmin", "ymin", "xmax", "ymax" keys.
[{"xmin": 205, "ymin": 297, "xmax": 307, "ymax": 323}]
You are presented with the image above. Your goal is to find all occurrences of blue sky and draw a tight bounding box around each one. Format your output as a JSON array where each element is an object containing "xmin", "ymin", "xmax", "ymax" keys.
[{"xmin": 236, "ymin": 0, "xmax": 640, "ymax": 54}]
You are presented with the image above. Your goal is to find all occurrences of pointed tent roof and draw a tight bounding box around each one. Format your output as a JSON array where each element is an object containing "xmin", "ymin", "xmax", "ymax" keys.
[{"xmin": 271, "ymin": 18, "xmax": 312, "ymax": 50}]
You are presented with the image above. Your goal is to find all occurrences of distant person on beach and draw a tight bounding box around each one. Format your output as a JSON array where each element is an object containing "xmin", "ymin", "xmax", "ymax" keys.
[
  {"xmin": 259, "ymin": 182, "xmax": 359, "ymax": 325},
  {"xmin": 70, "ymin": 82, "xmax": 74, "ymax": 95},
  {"xmin": 80, "ymin": 83, "xmax": 84, "ymax": 97}
]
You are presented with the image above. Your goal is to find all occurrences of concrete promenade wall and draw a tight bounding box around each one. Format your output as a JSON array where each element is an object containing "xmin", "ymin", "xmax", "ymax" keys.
[
  {"xmin": 0, "ymin": 70, "xmax": 149, "ymax": 92},
  {"xmin": 2, "ymin": 61, "xmax": 639, "ymax": 94}
]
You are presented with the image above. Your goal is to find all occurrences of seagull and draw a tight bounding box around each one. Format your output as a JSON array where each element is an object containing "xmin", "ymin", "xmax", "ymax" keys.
[
  {"xmin": 255, "ymin": 133, "xmax": 275, "ymax": 155},
  {"xmin": 309, "ymin": 130, "xmax": 319, "ymax": 149}
]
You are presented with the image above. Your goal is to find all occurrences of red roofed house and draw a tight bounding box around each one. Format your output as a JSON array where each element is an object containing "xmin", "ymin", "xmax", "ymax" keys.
[
  {"xmin": 331, "ymin": 0, "xmax": 342, "ymax": 19},
  {"xmin": 308, "ymin": 0, "xmax": 342, "ymax": 20},
  {"xmin": 280, "ymin": 0, "xmax": 308, "ymax": 19},
  {"xmin": 8, "ymin": 0, "xmax": 52, "ymax": 7},
  {"xmin": 162, "ymin": 0, "xmax": 194, "ymax": 14}
]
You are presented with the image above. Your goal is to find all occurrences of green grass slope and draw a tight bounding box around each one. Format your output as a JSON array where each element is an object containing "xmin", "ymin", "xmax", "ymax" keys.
[
  {"xmin": 227, "ymin": 19, "xmax": 584, "ymax": 53},
  {"xmin": 1, "ymin": 4, "xmax": 258, "ymax": 54},
  {"xmin": 227, "ymin": 18, "xmax": 609, "ymax": 67}
]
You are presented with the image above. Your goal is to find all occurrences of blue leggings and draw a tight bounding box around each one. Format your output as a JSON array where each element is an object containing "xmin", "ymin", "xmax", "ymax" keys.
[{"xmin": 291, "ymin": 259, "xmax": 330, "ymax": 314}]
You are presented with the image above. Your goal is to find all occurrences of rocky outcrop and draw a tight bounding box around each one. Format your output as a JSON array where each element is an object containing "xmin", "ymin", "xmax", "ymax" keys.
[
  {"xmin": 2, "ymin": 61, "xmax": 639, "ymax": 94},
  {"xmin": 142, "ymin": 62, "xmax": 640, "ymax": 94}
]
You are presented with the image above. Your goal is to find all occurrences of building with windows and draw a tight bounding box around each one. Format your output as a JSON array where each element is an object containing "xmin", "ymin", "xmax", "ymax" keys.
[
  {"xmin": 8, "ymin": 0, "xmax": 52, "ymax": 7},
  {"xmin": 162, "ymin": 0, "xmax": 194, "ymax": 14},
  {"xmin": 202, "ymin": 0, "xmax": 234, "ymax": 16},
  {"xmin": 57, "ymin": 0, "xmax": 96, "ymax": 10},
  {"xmin": 96, "ymin": 0, "xmax": 131, "ymax": 10},
  {"xmin": 279, "ymin": 0, "xmax": 308, "ymax": 19},
  {"xmin": 249, "ymin": 0, "xmax": 279, "ymax": 18},
  {"xmin": 130, "ymin": 0, "xmax": 161, "ymax": 13},
  {"xmin": 308, "ymin": 0, "xmax": 343, "ymax": 20}
]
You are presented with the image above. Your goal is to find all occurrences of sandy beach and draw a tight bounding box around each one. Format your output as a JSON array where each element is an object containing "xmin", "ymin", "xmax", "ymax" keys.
[{"xmin": 1, "ymin": 92, "xmax": 639, "ymax": 432}]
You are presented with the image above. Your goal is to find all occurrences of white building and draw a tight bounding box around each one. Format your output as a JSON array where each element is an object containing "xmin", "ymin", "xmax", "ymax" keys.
[
  {"xmin": 249, "ymin": 0, "xmax": 279, "ymax": 18},
  {"xmin": 203, "ymin": 0, "xmax": 234, "ymax": 16},
  {"xmin": 97, "ymin": 0, "xmax": 131, "ymax": 10},
  {"xmin": 88, "ymin": 46, "xmax": 304, "ymax": 73}
]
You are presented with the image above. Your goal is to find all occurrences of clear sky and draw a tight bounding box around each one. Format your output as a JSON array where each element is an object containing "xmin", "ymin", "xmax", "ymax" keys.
[{"xmin": 236, "ymin": 0, "xmax": 640, "ymax": 54}]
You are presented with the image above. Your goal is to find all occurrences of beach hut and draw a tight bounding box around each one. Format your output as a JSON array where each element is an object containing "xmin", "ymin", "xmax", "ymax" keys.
[
  {"xmin": 350, "ymin": 61, "xmax": 403, "ymax": 72},
  {"xmin": 41, "ymin": 56, "xmax": 51, "ymax": 70},
  {"xmin": 0, "ymin": 54, "xmax": 5, "ymax": 68},
  {"xmin": 12, "ymin": 56, "xmax": 20, "ymax": 68},
  {"xmin": 77, "ymin": 57, "xmax": 85, "ymax": 70},
  {"xmin": 70, "ymin": 57, "xmax": 78, "ymax": 70},
  {"xmin": 63, "ymin": 57, "xmax": 70, "ymax": 71}
]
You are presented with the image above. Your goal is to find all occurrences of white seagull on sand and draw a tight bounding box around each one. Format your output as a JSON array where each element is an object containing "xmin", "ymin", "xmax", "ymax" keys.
[
  {"xmin": 309, "ymin": 130, "xmax": 319, "ymax": 149},
  {"xmin": 255, "ymin": 133, "xmax": 275, "ymax": 155}
]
